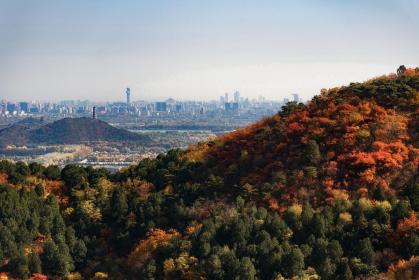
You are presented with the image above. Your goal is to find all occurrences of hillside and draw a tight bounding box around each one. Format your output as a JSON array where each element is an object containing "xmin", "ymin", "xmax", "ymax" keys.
[
  {"xmin": 0, "ymin": 68, "xmax": 418, "ymax": 280},
  {"xmin": 187, "ymin": 68, "xmax": 419, "ymax": 208},
  {"xmin": 0, "ymin": 117, "xmax": 151, "ymax": 147}
]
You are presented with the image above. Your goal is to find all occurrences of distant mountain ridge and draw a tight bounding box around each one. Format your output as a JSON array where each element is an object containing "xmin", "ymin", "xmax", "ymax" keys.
[{"xmin": 0, "ymin": 117, "xmax": 150, "ymax": 147}]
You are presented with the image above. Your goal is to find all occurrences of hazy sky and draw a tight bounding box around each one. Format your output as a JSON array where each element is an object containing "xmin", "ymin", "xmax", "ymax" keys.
[{"xmin": 0, "ymin": 0, "xmax": 418, "ymax": 102}]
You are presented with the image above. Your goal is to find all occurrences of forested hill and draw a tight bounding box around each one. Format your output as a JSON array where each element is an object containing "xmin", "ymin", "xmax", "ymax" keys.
[
  {"xmin": 0, "ymin": 117, "xmax": 151, "ymax": 147},
  {"xmin": 0, "ymin": 67, "xmax": 418, "ymax": 280},
  {"xmin": 187, "ymin": 67, "xmax": 419, "ymax": 208}
]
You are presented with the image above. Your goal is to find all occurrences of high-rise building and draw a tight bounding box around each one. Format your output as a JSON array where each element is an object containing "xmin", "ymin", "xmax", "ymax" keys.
[
  {"xmin": 234, "ymin": 91, "xmax": 240, "ymax": 103},
  {"xmin": 126, "ymin": 88, "xmax": 131, "ymax": 107},
  {"xmin": 19, "ymin": 102, "xmax": 29, "ymax": 113},
  {"xmin": 292, "ymin": 93, "xmax": 299, "ymax": 103},
  {"xmin": 92, "ymin": 106, "xmax": 96, "ymax": 119},
  {"xmin": 156, "ymin": 102, "xmax": 167, "ymax": 112},
  {"xmin": 6, "ymin": 103, "xmax": 16, "ymax": 113},
  {"xmin": 225, "ymin": 102, "xmax": 239, "ymax": 112},
  {"xmin": 224, "ymin": 92, "xmax": 229, "ymax": 102}
]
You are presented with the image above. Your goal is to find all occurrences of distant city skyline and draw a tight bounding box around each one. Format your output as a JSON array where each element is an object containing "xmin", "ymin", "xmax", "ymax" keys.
[{"xmin": 1, "ymin": 0, "xmax": 418, "ymax": 102}]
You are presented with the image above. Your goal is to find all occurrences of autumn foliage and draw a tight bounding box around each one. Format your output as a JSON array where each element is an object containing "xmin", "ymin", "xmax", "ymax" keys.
[{"xmin": 187, "ymin": 69, "xmax": 419, "ymax": 207}]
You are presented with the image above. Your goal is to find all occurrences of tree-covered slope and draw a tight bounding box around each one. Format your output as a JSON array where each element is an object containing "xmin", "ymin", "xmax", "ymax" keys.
[
  {"xmin": 187, "ymin": 69, "xmax": 419, "ymax": 209},
  {"xmin": 0, "ymin": 68, "xmax": 418, "ymax": 280}
]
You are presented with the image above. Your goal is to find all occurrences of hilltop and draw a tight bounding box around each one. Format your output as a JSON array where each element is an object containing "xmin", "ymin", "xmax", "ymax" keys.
[
  {"xmin": 0, "ymin": 68, "xmax": 418, "ymax": 280},
  {"xmin": 0, "ymin": 117, "xmax": 151, "ymax": 147}
]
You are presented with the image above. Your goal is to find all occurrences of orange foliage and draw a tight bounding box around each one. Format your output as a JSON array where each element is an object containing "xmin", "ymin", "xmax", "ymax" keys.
[
  {"xmin": 288, "ymin": 122, "xmax": 305, "ymax": 133},
  {"xmin": 268, "ymin": 198, "xmax": 280, "ymax": 211},
  {"xmin": 29, "ymin": 274, "xmax": 48, "ymax": 280},
  {"xmin": 385, "ymin": 256, "xmax": 419, "ymax": 280},
  {"xmin": 396, "ymin": 213, "xmax": 419, "ymax": 239},
  {"xmin": 185, "ymin": 223, "xmax": 202, "ymax": 235},
  {"xmin": 0, "ymin": 173, "xmax": 7, "ymax": 185},
  {"xmin": 185, "ymin": 69, "xmax": 418, "ymax": 204},
  {"xmin": 128, "ymin": 228, "xmax": 181, "ymax": 270}
]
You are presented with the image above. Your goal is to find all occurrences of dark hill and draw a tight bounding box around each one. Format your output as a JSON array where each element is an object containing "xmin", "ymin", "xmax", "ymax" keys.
[
  {"xmin": 0, "ymin": 118, "xmax": 49, "ymax": 147},
  {"xmin": 0, "ymin": 117, "xmax": 151, "ymax": 146},
  {"xmin": 14, "ymin": 117, "xmax": 48, "ymax": 128}
]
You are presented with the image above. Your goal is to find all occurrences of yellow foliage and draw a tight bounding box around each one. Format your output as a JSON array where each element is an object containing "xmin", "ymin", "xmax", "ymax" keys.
[
  {"xmin": 65, "ymin": 272, "xmax": 83, "ymax": 280},
  {"xmin": 128, "ymin": 229, "xmax": 181, "ymax": 270},
  {"xmin": 339, "ymin": 212, "xmax": 353, "ymax": 224},
  {"xmin": 175, "ymin": 252, "xmax": 198, "ymax": 271},
  {"xmin": 97, "ymin": 178, "xmax": 113, "ymax": 192},
  {"xmin": 358, "ymin": 198, "xmax": 374, "ymax": 211},
  {"xmin": 288, "ymin": 204, "xmax": 303, "ymax": 217},
  {"xmin": 80, "ymin": 200, "xmax": 102, "ymax": 222},
  {"xmin": 330, "ymin": 189, "xmax": 349, "ymax": 201},
  {"xmin": 91, "ymin": 272, "xmax": 108, "ymax": 280},
  {"xmin": 163, "ymin": 258, "xmax": 176, "ymax": 274},
  {"xmin": 64, "ymin": 207, "xmax": 75, "ymax": 217},
  {"xmin": 375, "ymin": 200, "xmax": 392, "ymax": 212},
  {"xmin": 26, "ymin": 175, "xmax": 39, "ymax": 185}
]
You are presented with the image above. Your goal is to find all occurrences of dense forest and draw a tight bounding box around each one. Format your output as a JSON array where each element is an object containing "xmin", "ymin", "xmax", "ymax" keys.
[{"xmin": 0, "ymin": 67, "xmax": 418, "ymax": 279}]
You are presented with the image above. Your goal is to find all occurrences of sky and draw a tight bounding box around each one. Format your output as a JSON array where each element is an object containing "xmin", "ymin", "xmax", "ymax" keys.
[{"xmin": 0, "ymin": 0, "xmax": 418, "ymax": 102}]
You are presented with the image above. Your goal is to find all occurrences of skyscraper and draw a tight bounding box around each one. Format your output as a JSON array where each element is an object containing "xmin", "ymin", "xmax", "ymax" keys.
[
  {"xmin": 234, "ymin": 91, "xmax": 240, "ymax": 103},
  {"xmin": 292, "ymin": 93, "xmax": 299, "ymax": 103},
  {"xmin": 19, "ymin": 102, "xmax": 29, "ymax": 113},
  {"xmin": 126, "ymin": 88, "xmax": 131, "ymax": 107},
  {"xmin": 156, "ymin": 102, "xmax": 167, "ymax": 112},
  {"xmin": 224, "ymin": 92, "xmax": 229, "ymax": 102}
]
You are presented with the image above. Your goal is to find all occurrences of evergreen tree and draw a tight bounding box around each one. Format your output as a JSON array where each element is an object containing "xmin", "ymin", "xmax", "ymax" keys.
[
  {"xmin": 41, "ymin": 239, "xmax": 73, "ymax": 276},
  {"xmin": 111, "ymin": 188, "xmax": 128, "ymax": 221},
  {"xmin": 318, "ymin": 257, "xmax": 335, "ymax": 280},
  {"xmin": 72, "ymin": 239, "xmax": 87, "ymax": 268},
  {"xmin": 239, "ymin": 257, "xmax": 257, "ymax": 280},
  {"xmin": 43, "ymin": 165, "xmax": 61, "ymax": 180},
  {"xmin": 306, "ymin": 140, "xmax": 321, "ymax": 165},
  {"xmin": 392, "ymin": 200, "xmax": 411, "ymax": 226},
  {"xmin": 28, "ymin": 252, "xmax": 42, "ymax": 274},
  {"xmin": 336, "ymin": 258, "xmax": 353, "ymax": 280},
  {"xmin": 358, "ymin": 238, "xmax": 375, "ymax": 265},
  {"xmin": 282, "ymin": 247, "xmax": 304, "ymax": 278},
  {"xmin": 397, "ymin": 65, "xmax": 407, "ymax": 76},
  {"xmin": 41, "ymin": 240, "xmax": 59, "ymax": 275},
  {"xmin": 10, "ymin": 253, "xmax": 30, "ymax": 280},
  {"xmin": 35, "ymin": 184, "xmax": 45, "ymax": 197},
  {"xmin": 0, "ymin": 224, "xmax": 18, "ymax": 260},
  {"xmin": 143, "ymin": 260, "xmax": 157, "ymax": 280},
  {"xmin": 405, "ymin": 183, "xmax": 419, "ymax": 211}
]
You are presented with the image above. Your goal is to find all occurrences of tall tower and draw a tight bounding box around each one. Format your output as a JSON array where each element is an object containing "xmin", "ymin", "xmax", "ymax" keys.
[
  {"xmin": 126, "ymin": 88, "xmax": 131, "ymax": 107},
  {"xmin": 234, "ymin": 91, "xmax": 240, "ymax": 103},
  {"xmin": 92, "ymin": 106, "xmax": 96, "ymax": 119}
]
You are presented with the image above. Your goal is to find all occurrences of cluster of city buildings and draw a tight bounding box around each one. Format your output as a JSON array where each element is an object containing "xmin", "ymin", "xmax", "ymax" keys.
[{"xmin": 1, "ymin": 88, "xmax": 301, "ymax": 119}]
